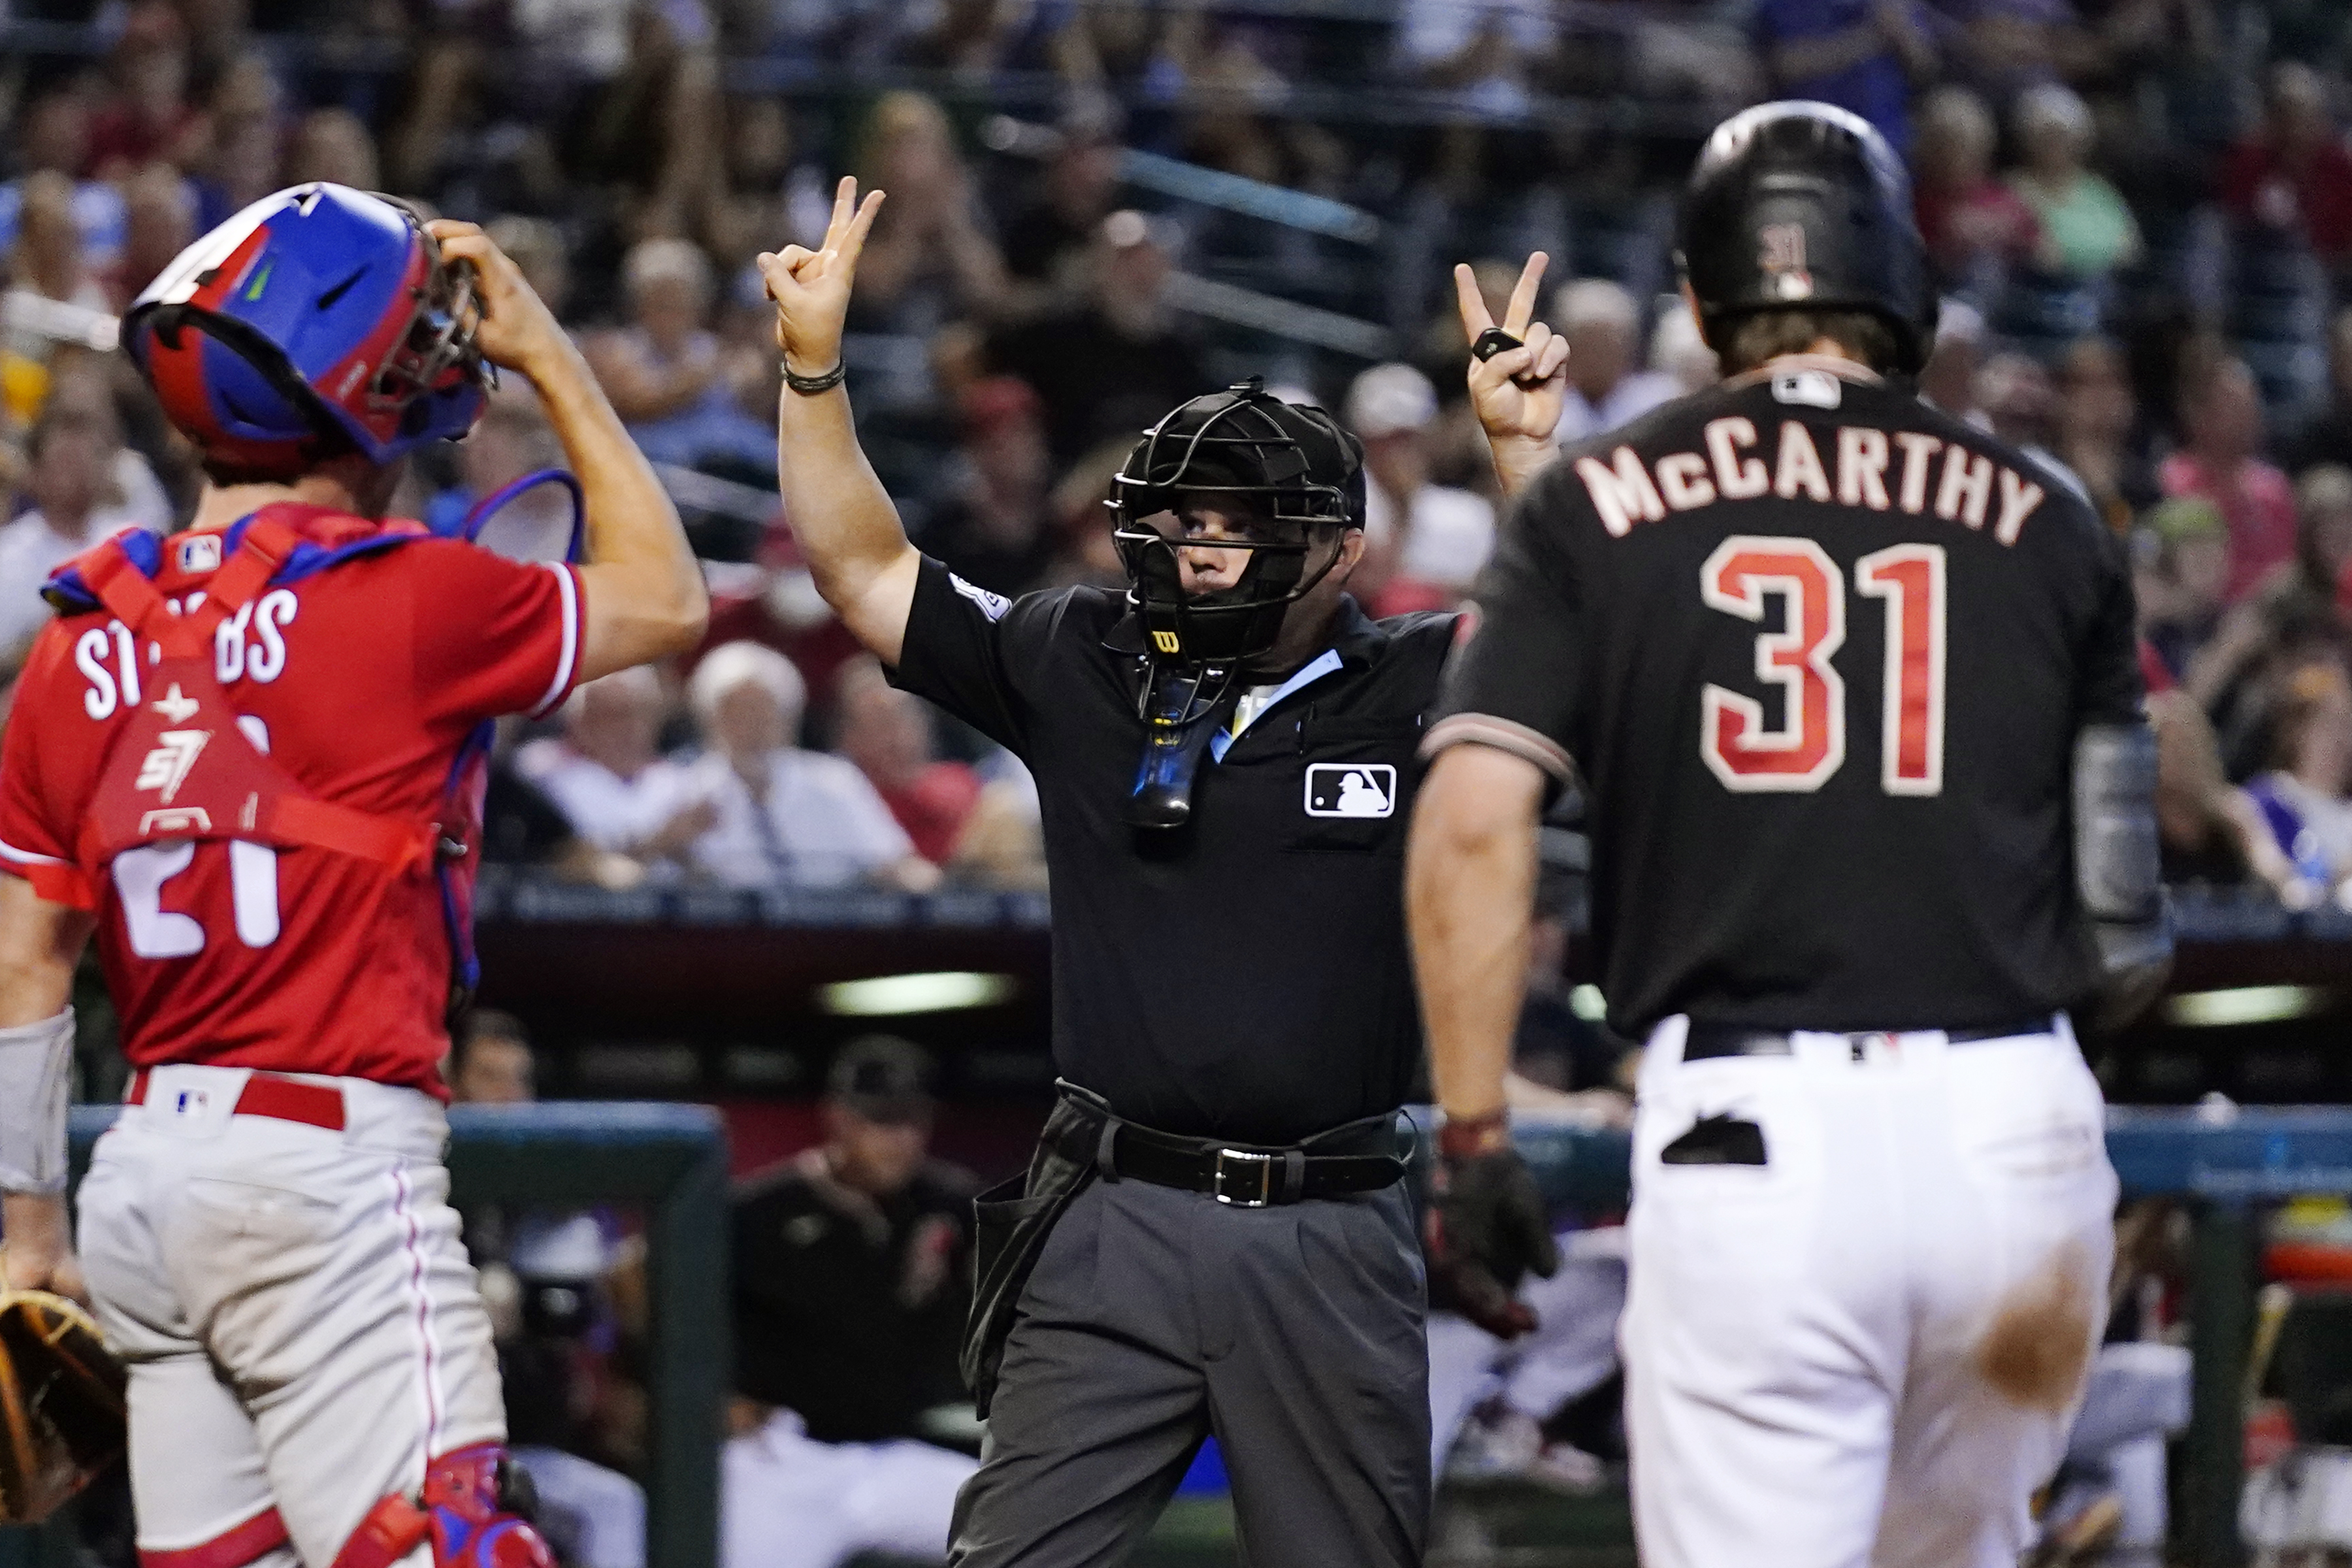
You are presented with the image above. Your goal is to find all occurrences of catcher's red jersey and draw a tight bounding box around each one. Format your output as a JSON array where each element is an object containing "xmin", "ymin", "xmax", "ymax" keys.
[{"xmin": 0, "ymin": 524, "xmax": 582, "ymax": 1094}]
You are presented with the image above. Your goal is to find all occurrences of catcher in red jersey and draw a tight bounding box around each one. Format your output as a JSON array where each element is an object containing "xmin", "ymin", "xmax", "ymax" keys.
[{"xmin": 0, "ymin": 184, "xmax": 706, "ymax": 1568}]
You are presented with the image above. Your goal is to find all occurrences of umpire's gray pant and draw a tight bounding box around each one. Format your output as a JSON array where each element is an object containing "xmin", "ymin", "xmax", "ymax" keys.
[{"xmin": 947, "ymin": 1173, "xmax": 1430, "ymax": 1567}]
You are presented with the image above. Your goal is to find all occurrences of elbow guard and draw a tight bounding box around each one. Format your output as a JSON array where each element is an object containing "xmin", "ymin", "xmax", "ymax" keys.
[
  {"xmin": 0, "ymin": 1009, "xmax": 74, "ymax": 1194},
  {"xmin": 2074, "ymin": 725, "xmax": 2172, "ymax": 1022}
]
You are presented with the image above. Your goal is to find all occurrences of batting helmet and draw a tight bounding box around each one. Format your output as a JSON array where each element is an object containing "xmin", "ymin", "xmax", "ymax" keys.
[
  {"xmin": 1108, "ymin": 378, "xmax": 1364, "ymax": 669},
  {"xmin": 1677, "ymin": 101, "xmax": 1938, "ymax": 375},
  {"xmin": 123, "ymin": 183, "xmax": 488, "ymax": 478}
]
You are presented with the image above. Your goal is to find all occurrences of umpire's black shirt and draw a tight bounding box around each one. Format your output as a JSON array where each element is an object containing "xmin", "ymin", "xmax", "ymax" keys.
[
  {"xmin": 1432, "ymin": 357, "xmax": 2142, "ymax": 1039},
  {"xmin": 889, "ymin": 556, "xmax": 1454, "ymax": 1145}
]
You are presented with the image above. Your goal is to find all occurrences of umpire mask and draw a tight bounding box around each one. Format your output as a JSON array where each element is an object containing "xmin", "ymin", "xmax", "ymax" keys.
[{"xmin": 1108, "ymin": 380, "xmax": 1365, "ymax": 828}]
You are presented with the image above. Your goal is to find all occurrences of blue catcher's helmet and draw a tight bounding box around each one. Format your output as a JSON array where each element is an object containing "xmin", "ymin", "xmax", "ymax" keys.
[{"xmin": 122, "ymin": 183, "xmax": 488, "ymax": 478}]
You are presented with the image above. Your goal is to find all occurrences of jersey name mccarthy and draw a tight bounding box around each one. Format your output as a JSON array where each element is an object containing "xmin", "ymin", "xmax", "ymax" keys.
[{"xmin": 1431, "ymin": 357, "xmax": 2144, "ymax": 1036}]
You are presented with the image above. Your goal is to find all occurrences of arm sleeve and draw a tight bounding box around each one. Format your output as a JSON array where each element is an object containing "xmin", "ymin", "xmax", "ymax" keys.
[
  {"xmin": 1422, "ymin": 472, "xmax": 1590, "ymax": 788},
  {"xmin": 410, "ymin": 542, "xmax": 584, "ymax": 727},
  {"xmin": 885, "ymin": 555, "xmax": 1049, "ymax": 757}
]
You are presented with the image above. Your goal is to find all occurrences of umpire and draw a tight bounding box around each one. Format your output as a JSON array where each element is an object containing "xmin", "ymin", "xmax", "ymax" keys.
[{"xmin": 755, "ymin": 182, "xmax": 1552, "ymax": 1567}]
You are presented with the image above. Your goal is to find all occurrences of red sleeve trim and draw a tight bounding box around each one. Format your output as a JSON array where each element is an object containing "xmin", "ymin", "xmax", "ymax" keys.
[{"xmin": 527, "ymin": 563, "xmax": 582, "ymax": 719}]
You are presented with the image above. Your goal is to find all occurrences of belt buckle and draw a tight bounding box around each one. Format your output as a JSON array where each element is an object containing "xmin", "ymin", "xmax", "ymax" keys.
[{"xmin": 1211, "ymin": 1147, "xmax": 1277, "ymax": 1207}]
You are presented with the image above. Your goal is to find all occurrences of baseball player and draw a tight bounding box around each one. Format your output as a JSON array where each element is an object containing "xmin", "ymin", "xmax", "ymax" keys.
[
  {"xmin": 1407, "ymin": 103, "xmax": 2170, "ymax": 1568},
  {"xmin": 0, "ymin": 184, "xmax": 706, "ymax": 1568}
]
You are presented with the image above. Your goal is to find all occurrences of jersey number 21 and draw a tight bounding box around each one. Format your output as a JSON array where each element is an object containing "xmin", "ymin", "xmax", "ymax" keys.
[{"xmin": 1699, "ymin": 536, "xmax": 1944, "ymax": 796}]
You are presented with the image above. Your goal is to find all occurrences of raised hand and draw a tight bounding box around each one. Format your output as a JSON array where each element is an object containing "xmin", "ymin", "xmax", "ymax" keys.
[
  {"xmin": 758, "ymin": 177, "xmax": 887, "ymax": 380},
  {"xmin": 1456, "ymin": 253, "xmax": 1569, "ymax": 452}
]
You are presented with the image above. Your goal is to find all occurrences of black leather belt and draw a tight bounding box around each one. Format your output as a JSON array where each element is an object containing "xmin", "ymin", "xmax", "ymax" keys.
[
  {"xmin": 1682, "ymin": 1017, "xmax": 2057, "ymax": 1062},
  {"xmin": 1051, "ymin": 1085, "xmax": 1408, "ymax": 1208}
]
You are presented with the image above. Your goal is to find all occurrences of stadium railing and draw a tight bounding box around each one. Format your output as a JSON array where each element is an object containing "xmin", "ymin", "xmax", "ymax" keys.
[{"xmin": 0, "ymin": 1103, "xmax": 727, "ymax": 1568}]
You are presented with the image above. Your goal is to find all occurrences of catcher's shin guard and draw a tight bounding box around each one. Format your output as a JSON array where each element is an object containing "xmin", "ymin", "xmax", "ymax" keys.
[{"xmin": 331, "ymin": 1446, "xmax": 553, "ymax": 1568}]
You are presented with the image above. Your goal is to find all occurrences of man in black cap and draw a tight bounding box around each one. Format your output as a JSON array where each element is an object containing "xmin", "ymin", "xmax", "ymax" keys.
[
  {"xmin": 754, "ymin": 183, "xmax": 1564, "ymax": 1566},
  {"xmin": 725, "ymin": 1037, "xmax": 979, "ymax": 1568}
]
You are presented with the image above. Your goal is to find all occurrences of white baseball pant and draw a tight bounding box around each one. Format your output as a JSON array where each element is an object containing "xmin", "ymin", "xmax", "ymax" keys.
[
  {"xmin": 722, "ymin": 1408, "xmax": 976, "ymax": 1568},
  {"xmin": 1622, "ymin": 1015, "xmax": 2117, "ymax": 1568},
  {"xmin": 78, "ymin": 1064, "xmax": 504, "ymax": 1568},
  {"xmin": 1426, "ymin": 1226, "xmax": 1628, "ymax": 1478}
]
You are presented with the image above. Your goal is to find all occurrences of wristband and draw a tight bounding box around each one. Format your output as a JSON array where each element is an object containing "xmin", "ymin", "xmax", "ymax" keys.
[
  {"xmin": 1438, "ymin": 1107, "xmax": 1512, "ymax": 1161},
  {"xmin": 783, "ymin": 360, "xmax": 847, "ymax": 396},
  {"xmin": 0, "ymin": 1009, "xmax": 73, "ymax": 1194}
]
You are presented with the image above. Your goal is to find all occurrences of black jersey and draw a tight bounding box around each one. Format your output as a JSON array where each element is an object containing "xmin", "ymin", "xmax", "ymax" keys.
[{"xmin": 1430, "ymin": 355, "xmax": 2144, "ymax": 1037}]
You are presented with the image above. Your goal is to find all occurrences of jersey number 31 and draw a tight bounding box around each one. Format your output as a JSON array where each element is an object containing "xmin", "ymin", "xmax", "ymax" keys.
[{"xmin": 1699, "ymin": 536, "xmax": 1944, "ymax": 796}]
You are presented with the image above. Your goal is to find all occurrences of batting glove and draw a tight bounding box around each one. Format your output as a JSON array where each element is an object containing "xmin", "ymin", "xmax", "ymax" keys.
[{"xmin": 1424, "ymin": 1110, "xmax": 1560, "ymax": 1339}]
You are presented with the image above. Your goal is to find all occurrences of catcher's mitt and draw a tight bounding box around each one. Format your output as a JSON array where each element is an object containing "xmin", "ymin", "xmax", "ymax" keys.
[{"xmin": 0, "ymin": 1289, "xmax": 125, "ymax": 1522}]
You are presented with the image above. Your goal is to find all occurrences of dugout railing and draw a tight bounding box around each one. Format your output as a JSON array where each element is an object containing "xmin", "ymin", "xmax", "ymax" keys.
[{"xmin": 0, "ymin": 1103, "xmax": 726, "ymax": 1568}]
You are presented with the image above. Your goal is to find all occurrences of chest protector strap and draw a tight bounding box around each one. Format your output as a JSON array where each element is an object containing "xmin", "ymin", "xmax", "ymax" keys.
[{"xmin": 39, "ymin": 510, "xmax": 441, "ymax": 911}]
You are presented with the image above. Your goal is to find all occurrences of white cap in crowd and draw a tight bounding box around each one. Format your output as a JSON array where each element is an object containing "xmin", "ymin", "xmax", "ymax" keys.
[
  {"xmin": 1345, "ymin": 363, "xmax": 1439, "ymax": 440},
  {"xmin": 689, "ymin": 640, "xmax": 808, "ymax": 737}
]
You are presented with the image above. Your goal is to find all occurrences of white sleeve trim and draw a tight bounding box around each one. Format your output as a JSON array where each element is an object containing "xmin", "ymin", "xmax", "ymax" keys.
[
  {"xmin": 0, "ymin": 837, "xmax": 65, "ymax": 867},
  {"xmin": 529, "ymin": 563, "xmax": 582, "ymax": 719}
]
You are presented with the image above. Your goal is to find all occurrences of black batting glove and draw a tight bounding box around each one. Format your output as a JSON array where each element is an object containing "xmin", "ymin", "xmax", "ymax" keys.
[{"xmin": 1423, "ymin": 1110, "xmax": 1560, "ymax": 1340}]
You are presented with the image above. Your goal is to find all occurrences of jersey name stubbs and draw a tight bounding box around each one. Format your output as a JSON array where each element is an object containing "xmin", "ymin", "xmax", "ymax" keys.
[{"xmin": 1575, "ymin": 416, "xmax": 2048, "ymax": 546}]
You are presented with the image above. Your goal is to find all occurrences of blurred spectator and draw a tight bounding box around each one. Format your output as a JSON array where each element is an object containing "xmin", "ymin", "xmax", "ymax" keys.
[
  {"xmin": 1918, "ymin": 297, "xmax": 1987, "ymax": 425},
  {"xmin": 7, "ymin": 172, "xmax": 112, "ymax": 315},
  {"xmin": 0, "ymin": 93, "xmax": 127, "ymax": 276},
  {"xmin": 724, "ymin": 1037, "xmax": 978, "ymax": 1568},
  {"xmin": 683, "ymin": 641, "xmax": 938, "ymax": 890},
  {"xmin": 584, "ymin": 238, "xmax": 770, "ymax": 470},
  {"xmin": 2241, "ymin": 662, "xmax": 2352, "ymax": 908},
  {"xmin": 1396, "ymin": 0, "xmax": 1554, "ymax": 116},
  {"xmin": 1912, "ymin": 86, "xmax": 2041, "ymax": 294},
  {"xmin": 487, "ymin": 216, "xmax": 574, "ymax": 325},
  {"xmin": 1551, "ymin": 280, "xmax": 1680, "ymax": 445},
  {"xmin": 2283, "ymin": 306, "xmax": 2352, "ymax": 475},
  {"xmin": 1003, "ymin": 112, "xmax": 1124, "ymax": 310},
  {"xmin": 921, "ymin": 377, "xmax": 1058, "ymax": 596},
  {"xmin": 1752, "ymin": 0, "xmax": 1934, "ymax": 155},
  {"xmin": 449, "ymin": 1009, "xmax": 538, "ymax": 1105},
  {"xmin": 0, "ymin": 405, "xmax": 138, "ymax": 669},
  {"xmin": 2149, "ymin": 687, "xmax": 2264, "ymax": 884},
  {"xmin": 1975, "ymin": 351, "xmax": 2078, "ymax": 491},
  {"xmin": 2219, "ymin": 62, "xmax": 2352, "ymax": 279},
  {"xmin": 517, "ymin": 667, "xmax": 711, "ymax": 877},
  {"xmin": 85, "ymin": 5, "xmax": 208, "ymax": 180},
  {"xmin": 833, "ymin": 657, "xmax": 983, "ymax": 868},
  {"xmin": 1647, "ymin": 302, "xmax": 1719, "ymax": 398},
  {"xmin": 284, "ymin": 108, "xmax": 381, "ymax": 191},
  {"xmin": 2136, "ymin": 497, "xmax": 2232, "ymax": 681},
  {"xmin": 988, "ymin": 210, "xmax": 1210, "ymax": 465},
  {"xmin": 1345, "ymin": 362, "xmax": 1496, "ymax": 610},
  {"xmin": 2007, "ymin": 84, "xmax": 2142, "ymax": 282},
  {"xmin": 846, "ymin": 92, "xmax": 1010, "ymax": 335},
  {"xmin": 103, "ymin": 165, "xmax": 197, "ymax": 312},
  {"xmin": 2176, "ymin": 465, "xmax": 2352, "ymax": 723},
  {"xmin": 2054, "ymin": 335, "xmax": 2157, "ymax": 534},
  {"xmin": 2162, "ymin": 355, "xmax": 2298, "ymax": 602}
]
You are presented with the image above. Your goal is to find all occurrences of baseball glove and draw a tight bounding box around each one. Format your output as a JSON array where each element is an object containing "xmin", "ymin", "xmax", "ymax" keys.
[{"xmin": 0, "ymin": 1289, "xmax": 126, "ymax": 1523}]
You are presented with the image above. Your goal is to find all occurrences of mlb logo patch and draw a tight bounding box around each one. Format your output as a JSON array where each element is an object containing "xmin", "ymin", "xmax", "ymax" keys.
[
  {"xmin": 1304, "ymin": 763, "xmax": 1396, "ymax": 819},
  {"xmin": 171, "ymin": 1089, "xmax": 210, "ymax": 1116},
  {"xmin": 176, "ymin": 535, "xmax": 223, "ymax": 574}
]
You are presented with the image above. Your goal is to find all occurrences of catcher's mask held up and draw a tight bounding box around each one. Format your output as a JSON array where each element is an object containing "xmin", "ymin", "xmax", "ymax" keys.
[
  {"xmin": 0, "ymin": 1288, "xmax": 127, "ymax": 1524},
  {"xmin": 1109, "ymin": 378, "xmax": 1365, "ymax": 828}
]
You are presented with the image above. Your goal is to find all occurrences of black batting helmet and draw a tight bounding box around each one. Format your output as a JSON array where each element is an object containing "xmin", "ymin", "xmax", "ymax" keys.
[
  {"xmin": 1677, "ymin": 101, "xmax": 1937, "ymax": 375},
  {"xmin": 1108, "ymin": 378, "xmax": 1365, "ymax": 668}
]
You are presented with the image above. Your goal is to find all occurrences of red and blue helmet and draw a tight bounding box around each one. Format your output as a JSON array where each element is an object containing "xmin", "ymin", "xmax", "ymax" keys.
[{"xmin": 122, "ymin": 183, "xmax": 488, "ymax": 478}]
